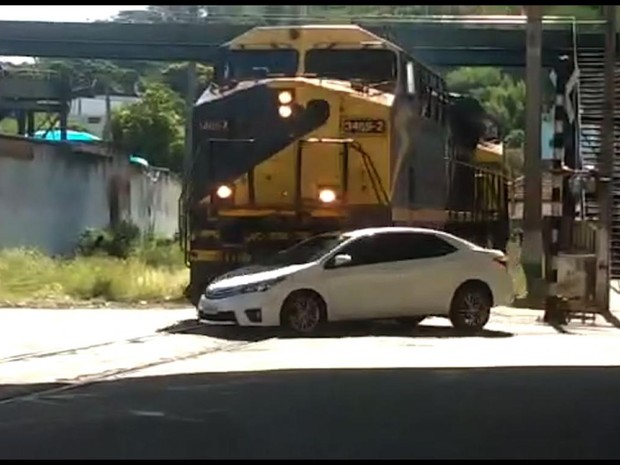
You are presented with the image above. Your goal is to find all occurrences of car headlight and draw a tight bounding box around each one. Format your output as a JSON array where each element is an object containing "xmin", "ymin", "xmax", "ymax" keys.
[
  {"xmin": 239, "ymin": 276, "xmax": 285, "ymax": 294},
  {"xmin": 205, "ymin": 276, "xmax": 286, "ymax": 299}
]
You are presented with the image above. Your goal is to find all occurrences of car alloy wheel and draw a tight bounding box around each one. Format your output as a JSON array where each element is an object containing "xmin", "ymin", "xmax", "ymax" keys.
[
  {"xmin": 449, "ymin": 284, "xmax": 491, "ymax": 333},
  {"xmin": 282, "ymin": 291, "xmax": 325, "ymax": 334},
  {"xmin": 459, "ymin": 293, "xmax": 488, "ymax": 327}
]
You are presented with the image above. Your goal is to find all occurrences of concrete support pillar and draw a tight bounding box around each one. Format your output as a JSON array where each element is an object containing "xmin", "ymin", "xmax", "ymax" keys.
[{"xmin": 521, "ymin": 5, "xmax": 546, "ymax": 307}]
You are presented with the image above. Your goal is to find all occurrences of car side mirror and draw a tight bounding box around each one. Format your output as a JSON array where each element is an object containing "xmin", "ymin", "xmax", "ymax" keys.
[{"xmin": 332, "ymin": 254, "xmax": 352, "ymax": 268}]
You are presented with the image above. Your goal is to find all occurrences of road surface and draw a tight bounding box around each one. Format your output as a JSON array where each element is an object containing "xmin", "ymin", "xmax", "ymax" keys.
[{"xmin": 0, "ymin": 306, "xmax": 619, "ymax": 459}]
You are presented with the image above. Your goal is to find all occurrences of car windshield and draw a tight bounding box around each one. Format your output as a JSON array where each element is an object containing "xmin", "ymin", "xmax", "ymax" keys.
[{"xmin": 256, "ymin": 233, "xmax": 350, "ymax": 267}]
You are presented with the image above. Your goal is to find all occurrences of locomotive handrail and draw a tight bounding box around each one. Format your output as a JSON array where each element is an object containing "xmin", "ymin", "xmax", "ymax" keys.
[{"xmin": 350, "ymin": 141, "xmax": 391, "ymax": 206}]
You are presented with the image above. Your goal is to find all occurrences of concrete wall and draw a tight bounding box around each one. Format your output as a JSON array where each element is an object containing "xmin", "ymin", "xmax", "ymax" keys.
[
  {"xmin": 0, "ymin": 136, "xmax": 181, "ymax": 255},
  {"xmin": 128, "ymin": 165, "xmax": 182, "ymax": 239}
]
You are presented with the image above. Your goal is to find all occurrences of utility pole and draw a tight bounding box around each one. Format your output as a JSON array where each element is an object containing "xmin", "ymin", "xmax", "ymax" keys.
[
  {"xmin": 596, "ymin": 5, "xmax": 616, "ymax": 314},
  {"xmin": 103, "ymin": 79, "xmax": 112, "ymax": 142},
  {"xmin": 521, "ymin": 5, "xmax": 545, "ymax": 307},
  {"xmin": 184, "ymin": 5, "xmax": 199, "ymax": 178},
  {"xmin": 184, "ymin": 62, "xmax": 197, "ymax": 178}
]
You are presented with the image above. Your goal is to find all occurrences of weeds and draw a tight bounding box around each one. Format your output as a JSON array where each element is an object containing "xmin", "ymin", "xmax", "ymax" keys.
[{"xmin": 0, "ymin": 238, "xmax": 188, "ymax": 306}]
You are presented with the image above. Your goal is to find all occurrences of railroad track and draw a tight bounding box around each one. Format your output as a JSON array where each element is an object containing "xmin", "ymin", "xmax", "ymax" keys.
[
  {"xmin": 0, "ymin": 321, "xmax": 205, "ymax": 365},
  {"xmin": 0, "ymin": 329, "xmax": 266, "ymax": 405}
]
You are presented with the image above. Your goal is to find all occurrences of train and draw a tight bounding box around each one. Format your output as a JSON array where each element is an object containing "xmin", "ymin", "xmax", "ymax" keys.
[{"xmin": 180, "ymin": 24, "xmax": 510, "ymax": 305}]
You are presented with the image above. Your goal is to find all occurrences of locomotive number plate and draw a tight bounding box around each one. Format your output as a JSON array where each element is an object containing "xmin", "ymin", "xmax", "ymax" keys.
[
  {"xmin": 342, "ymin": 118, "xmax": 386, "ymax": 134},
  {"xmin": 200, "ymin": 119, "xmax": 229, "ymax": 131}
]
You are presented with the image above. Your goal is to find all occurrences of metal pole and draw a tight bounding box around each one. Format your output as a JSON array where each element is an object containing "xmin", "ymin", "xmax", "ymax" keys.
[
  {"xmin": 184, "ymin": 61, "xmax": 197, "ymax": 177},
  {"xmin": 596, "ymin": 5, "xmax": 615, "ymax": 314},
  {"xmin": 544, "ymin": 56, "xmax": 568, "ymax": 324},
  {"xmin": 521, "ymin": 5, "xmax": 546, "ymax": 307},
  {"xmin": 103, "ymin": 80, "xmax": 112, "ymax": 142}
]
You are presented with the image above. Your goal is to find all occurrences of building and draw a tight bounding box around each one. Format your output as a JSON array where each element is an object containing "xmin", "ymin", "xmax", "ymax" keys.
[{"xmin": 69, "ymin": 95, "xmax": 140, "ymax": 138}]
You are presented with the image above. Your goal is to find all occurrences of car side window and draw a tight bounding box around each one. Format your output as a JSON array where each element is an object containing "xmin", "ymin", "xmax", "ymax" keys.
[
  {"xmin": 334, "ymin": 236, "xmax": 386, "ymax": 267},
  {"xmin": 328, "ymin": 232, "xmax": 457, "ymax": 268},
  {"xmin": 399, "ymin": 233, "xmax": 458, "ymax": 260}
]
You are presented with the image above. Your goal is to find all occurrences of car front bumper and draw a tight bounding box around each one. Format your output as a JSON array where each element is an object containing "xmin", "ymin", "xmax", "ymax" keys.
[{"xmin": 197, "ymin": 291, "xmax": 281, "ymax": 327}]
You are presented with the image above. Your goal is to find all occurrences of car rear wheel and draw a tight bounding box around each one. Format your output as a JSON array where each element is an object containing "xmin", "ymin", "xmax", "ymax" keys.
[
  {"xmin": 449, "ymin": 282, "xmax": 492, "ymax": 333},
  {"xmin": 280, "ymin": 290, "xmax": 326, "ymax": 335}
]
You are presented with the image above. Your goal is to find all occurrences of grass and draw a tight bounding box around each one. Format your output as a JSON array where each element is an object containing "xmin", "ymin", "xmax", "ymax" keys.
[
  {"xmin": 0, "ymin": 243, "xmax": 189, "ymax": 307},
  {"xmin": 0, "ymin": 236, "xmax": 529, "ymax": 308}
]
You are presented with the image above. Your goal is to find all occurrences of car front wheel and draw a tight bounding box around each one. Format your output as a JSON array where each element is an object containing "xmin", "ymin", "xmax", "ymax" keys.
[
  {"xmin": 449, "ymin": 283, "xmax": 492, "ymax": 333},
  {"xmin": 280, "ymin": 290, "xmax": 326, "ymax": 335}
]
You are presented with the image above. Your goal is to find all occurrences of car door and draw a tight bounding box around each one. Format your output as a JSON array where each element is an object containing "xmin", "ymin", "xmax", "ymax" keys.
[
  {"xmin": 322, "ymin": 233, "xmax": 412, "ymax": 321},
  {"xmin": 391, "ymin": 232, "xmax": 462, "ymax": 316}
]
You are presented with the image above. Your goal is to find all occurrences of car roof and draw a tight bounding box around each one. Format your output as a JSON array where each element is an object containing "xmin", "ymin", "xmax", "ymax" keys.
[
  {"xmin": 341, "ymin": 226, "xmax": 480, "ymax": 249},
  {"xmin": 344, "ymin": 226, "xmax": 443, "ymax": 237}
]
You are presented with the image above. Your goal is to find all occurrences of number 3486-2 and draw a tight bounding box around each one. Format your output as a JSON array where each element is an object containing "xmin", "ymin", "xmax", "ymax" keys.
[{"xmin": 342, "ymin": 119, "xmax": 386, "ymax": 134}]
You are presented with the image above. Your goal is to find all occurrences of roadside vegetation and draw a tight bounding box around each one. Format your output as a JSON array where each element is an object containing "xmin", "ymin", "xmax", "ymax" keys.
[{"xmin": 0, "ymin": 222, "xmax": 188, "ymax": 307}]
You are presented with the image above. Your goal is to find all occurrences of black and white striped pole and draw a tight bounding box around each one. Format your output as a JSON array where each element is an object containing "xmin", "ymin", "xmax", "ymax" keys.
[{"xmin": 543, "ymin": 57, "xmax": 565, "ymax": 324}]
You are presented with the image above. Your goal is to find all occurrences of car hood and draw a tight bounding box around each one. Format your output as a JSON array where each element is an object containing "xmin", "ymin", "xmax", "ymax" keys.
[{"xmin": 208, "ymin": 262, "xmax": 315, "ymax": 290}]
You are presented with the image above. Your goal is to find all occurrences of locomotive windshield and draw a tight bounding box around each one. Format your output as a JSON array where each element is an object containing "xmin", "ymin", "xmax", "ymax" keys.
[
  {"xmin": 222, "ymin": 49, "xmax": 299, "ymax": 80},
  {"xmin": 305, "ymin": 48, "xmax": 397, "ymax": 85}
]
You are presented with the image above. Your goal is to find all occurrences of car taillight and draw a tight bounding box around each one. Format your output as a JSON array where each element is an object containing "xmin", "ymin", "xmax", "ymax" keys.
[{"xmin": 493, "ymin": 256, "xmax": 508, "ymax": 269}]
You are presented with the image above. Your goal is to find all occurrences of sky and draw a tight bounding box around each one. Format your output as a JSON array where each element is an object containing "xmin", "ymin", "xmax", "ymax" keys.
[
  {"xmin": 1, "ymin": 5, "xmax": 148, "ymax": 63},
  {"xmin": 0, "ymin": 5, "xmax": 147, "ymax": 23}
]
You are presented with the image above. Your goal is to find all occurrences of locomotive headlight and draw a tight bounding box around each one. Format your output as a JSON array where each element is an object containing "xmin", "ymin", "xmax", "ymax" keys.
[
  {"xmin": 318, "ymin": 188, "xmax": 337, "ymax": 204},
  {"xmin": 278, "ymin": 91, "xmax": 293, "ymax": 105},
  {"xmin": 216, "ymin": 185, "xmax": 233, "ymax": 199},
  {"xmin": 278, "ymin": 105, "xmax": 293, "ymax": 118}
]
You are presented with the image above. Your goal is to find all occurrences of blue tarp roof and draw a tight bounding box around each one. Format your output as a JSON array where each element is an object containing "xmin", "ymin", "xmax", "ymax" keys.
[
  {"xmin": 32, "ymin": 130, "xmax": 150, "ymax": 167},
  {"xmin": 33, "ymin": 129, "xmax": 101, "ymax": 142}
]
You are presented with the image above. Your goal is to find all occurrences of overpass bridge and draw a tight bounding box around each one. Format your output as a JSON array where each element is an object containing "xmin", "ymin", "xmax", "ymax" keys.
[{"xmin": 0, "ymin": 17, "xmax": 610, "ymax": 67}]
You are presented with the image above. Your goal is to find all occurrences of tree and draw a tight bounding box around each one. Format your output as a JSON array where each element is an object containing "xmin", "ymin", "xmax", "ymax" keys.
[
  {"xmin": 446, "ymin": 67, "xmax": 526, "ymax": 147},
  {"xmin": 161, "ymin": 62, "xmax": 214, "ymax": 100},
  {"xmin": 113, "ymin": 5, "xmax": 209, "ymax": 23},
  {"xmin": 111, "ymin": 83, "xmax": 185, "ymax": 172},
  {"xmin": 38, "ymin": 58, "xmax": 140, "ymax": 96}
]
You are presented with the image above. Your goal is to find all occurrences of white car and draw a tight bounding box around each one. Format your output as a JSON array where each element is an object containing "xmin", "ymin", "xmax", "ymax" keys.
[{"xmin": 197, "ymin": 227, "xmax": 514, "ymax": 334}]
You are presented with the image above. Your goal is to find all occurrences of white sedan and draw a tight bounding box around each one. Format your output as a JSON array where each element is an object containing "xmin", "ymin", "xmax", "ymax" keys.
[{"xmin": 197, "ymin": 227, "xmax": 515, "ymax": 334}]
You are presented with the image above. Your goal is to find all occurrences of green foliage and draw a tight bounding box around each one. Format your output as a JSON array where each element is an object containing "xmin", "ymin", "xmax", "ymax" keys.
[
  {"xmin": 504, "ymin": 129, "xmax": 524, "ymax": 148},
  {"xmin": 111, "ymin": 5, "xmax": 601, "ymax": 21},
  {"xmin": 132, "ymin": 238, "xmax": 186, "ymax": 269},
  {"xmin": 161, "ymin": 62, "xmax": 214, "ymax": 99},
  {"xmin": 0, "ymin": 114, "xmax": 91, "ymax": 136},
  {"xmin": 0, "ymin": 224, "xmax": 190, "ymax": 304},
  {"xmin": 76, "ymin": 228, "xmax": 113, "ymax": 256},
  {"xmin": 446, "ymin": 67, "xmax": 525, "ymax": 145},
  {"xmin": 113, "ymin": 5, "xmax": 210, "ymax": 23},
  {"xmin": 0, "ymin": 118, "xmax": 17, "ymax": 135},
  {"xmin": 38, "ymin": 58, "xmax": 140, "ymax": 96},
  {"xmin": 77, "ymin": 220, "xmax": 141, "ymax": 259},
  {"xmin": 0, "ymin": 248, "xmax": 187, "ymax": 304},
  {"xmin": 111, "ymin": 82, "xmax": 185, "ymax": 172}
]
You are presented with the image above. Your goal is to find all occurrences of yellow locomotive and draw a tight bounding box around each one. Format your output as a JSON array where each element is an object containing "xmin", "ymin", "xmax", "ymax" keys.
[{"xmin": 181, "ymin": 24, "xmax": 509, "ymax": 304}]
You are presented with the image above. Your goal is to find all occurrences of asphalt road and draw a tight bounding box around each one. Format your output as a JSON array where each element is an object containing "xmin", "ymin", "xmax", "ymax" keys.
[{"xmin": 0, "ymin": 307, "xmax": 619, "ymax": 459}]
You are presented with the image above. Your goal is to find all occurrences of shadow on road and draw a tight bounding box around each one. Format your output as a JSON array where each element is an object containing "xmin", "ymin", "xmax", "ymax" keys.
[
  {"xmin": 158, "ymin": 319, "xmax": 513, "ymax": 341},
  {"xmin": 0, "ymin": 365, "xmax": 619, "ymax": 459}
]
